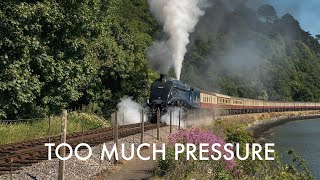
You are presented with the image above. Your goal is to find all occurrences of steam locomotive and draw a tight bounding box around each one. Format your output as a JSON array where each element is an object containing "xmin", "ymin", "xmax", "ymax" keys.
[
  {"xmin": 147, "ymin": 74, "xmax": 320, "ymax": 122},
  {"xmin": 148, "ymin": 74, "xmax": 200, "ymax": 122}
]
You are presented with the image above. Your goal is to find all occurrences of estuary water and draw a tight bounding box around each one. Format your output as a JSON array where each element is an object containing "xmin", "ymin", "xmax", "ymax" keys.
[{"xmin": 267, "ymin": 118, "xmax": 320, "ymax": 179}]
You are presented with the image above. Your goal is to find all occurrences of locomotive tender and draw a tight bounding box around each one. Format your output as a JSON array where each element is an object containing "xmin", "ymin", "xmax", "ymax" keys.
[{"xmin": 148, "ymin": 74, "xmax": 320, "ymax": 122}]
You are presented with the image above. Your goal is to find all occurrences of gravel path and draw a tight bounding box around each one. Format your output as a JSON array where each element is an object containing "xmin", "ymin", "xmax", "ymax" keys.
[
  {"xmin": 97, "ymin": 147, "xmax": 157, "ymax": 180},
  {"xmin": 0, "ymin": 126, "xmax": 178, "ymax": 180}
]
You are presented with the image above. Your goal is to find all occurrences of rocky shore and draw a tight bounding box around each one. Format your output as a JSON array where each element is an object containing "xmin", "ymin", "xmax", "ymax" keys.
[{"xmin": 248, "ymin": 112, "xmax": 320, "ymax": 139}]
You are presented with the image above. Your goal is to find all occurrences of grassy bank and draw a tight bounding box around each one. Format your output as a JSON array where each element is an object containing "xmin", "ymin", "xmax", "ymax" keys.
[
  {"xmin": 152, "ymin": 111, "xmax": 318, "ymax": 179},
  {"xmin": 0, "ymin": 112, "xmax": 110, "ymax": 145}
]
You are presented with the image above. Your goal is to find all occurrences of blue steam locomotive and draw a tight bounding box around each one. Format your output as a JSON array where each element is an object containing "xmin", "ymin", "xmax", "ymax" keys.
[{"xmin": 148, "ymin": 74, "xmax": 200, "ymax": 122}]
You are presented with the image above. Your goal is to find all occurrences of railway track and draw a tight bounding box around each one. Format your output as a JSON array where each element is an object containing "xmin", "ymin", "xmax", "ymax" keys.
[{"xmin": 0, "ymin": 122, "xmax": 166, "ymax": 175}]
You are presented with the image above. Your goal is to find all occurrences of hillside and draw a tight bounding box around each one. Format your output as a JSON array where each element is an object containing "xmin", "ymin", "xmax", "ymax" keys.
[{"xmin": 181, "ymin": 1, "xmax": 320, "ymax": 102}]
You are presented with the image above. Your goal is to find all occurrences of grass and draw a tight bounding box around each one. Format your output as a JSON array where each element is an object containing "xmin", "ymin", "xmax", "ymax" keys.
[{"xmin": 0, "ymin": 112, "xmax": 110, "ymax": 145}]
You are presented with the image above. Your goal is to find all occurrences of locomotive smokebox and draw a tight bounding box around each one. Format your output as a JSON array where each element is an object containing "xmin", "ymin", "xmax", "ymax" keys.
[{"xmin": 160, "ymin": 74, "xmax": 168, "ymax": 83}]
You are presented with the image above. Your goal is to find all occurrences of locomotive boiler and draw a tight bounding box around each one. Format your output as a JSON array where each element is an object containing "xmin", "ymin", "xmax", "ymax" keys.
[{"xmin": 147, "ymin": 74, "xmax": 200, "ymax": 122}]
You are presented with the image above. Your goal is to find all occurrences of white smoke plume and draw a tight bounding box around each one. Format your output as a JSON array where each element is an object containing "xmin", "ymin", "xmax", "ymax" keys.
[
  {"xmin": 148, "ymin": 0, "xmax": 210, "ymax": 80},
  {"xmin": 116, "ymin": 97, "xmax": 147, "ymax": 125}
]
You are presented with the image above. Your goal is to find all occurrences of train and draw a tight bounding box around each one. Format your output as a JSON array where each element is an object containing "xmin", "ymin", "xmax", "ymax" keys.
[{"xmin": 147, "ymin": 74, "xmax": 320, "ymax": 122}]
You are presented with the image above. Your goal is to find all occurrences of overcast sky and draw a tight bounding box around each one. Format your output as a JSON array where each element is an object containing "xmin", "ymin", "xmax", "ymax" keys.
[{"xmin": 266, "ymin": 0, "xmax": 320, "ymax": 36}]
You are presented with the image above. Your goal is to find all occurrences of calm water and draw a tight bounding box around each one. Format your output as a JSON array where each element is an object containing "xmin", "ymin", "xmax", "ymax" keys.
[{"xmin": 267, "ymin": 118, "xmax": 320, "ymax": 179}]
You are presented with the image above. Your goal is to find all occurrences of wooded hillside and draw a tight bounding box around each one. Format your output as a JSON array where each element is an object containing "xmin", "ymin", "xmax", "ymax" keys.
[
  {"xmin": 181, "ymin": 1, "xmax": 320, "ymax": 102},
  {"xmin": 1, "ymin": 0, "xmax": 320, "ymax": 119}
]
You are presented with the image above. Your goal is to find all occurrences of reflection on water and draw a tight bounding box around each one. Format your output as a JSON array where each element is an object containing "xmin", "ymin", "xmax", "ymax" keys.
[{"xmin": 267, "ymin": 118, "xmax": 320, "ymax": 179}]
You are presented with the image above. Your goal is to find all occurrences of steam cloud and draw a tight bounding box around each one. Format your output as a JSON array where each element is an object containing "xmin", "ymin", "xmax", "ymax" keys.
[
  {"xmin": 117, "ymin": 97, "xmax": 146, "ymax": 125},
  {"xmin": 148, "ymin": 0, "xmax": 210, "ymax": 80},
  {"xmin": 160, "ymin": 107, "xmax": 185, "ymax": 126},
  {"xmin": 161, "ymin": 107, "xmax": 216, "ymax": 128}
]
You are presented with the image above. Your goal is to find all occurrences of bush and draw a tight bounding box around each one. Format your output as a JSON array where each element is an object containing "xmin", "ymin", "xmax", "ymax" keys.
[{"xmin": 153, "ymin": 129, "xmax": 237, "ymax": 179}]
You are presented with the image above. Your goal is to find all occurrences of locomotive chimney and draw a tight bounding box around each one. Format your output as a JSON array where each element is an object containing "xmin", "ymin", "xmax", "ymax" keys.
[{"xmin": 160, "ymin": 74, "xmax": 168, "ymax": 83}]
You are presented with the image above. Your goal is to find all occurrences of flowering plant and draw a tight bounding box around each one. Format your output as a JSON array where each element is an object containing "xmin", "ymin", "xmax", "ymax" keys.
[{"xmin": 168, "ymin": 128, "xmax": 235, "ymax": 170}]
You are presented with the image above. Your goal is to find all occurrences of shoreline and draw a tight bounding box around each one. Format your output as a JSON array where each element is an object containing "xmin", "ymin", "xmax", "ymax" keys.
[{"xmin": 248, "ymin": 113, "xmax": 320, "ymax": 139}]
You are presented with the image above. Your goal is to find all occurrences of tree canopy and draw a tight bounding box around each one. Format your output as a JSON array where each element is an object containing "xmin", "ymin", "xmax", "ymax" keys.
[{"xmin": 0, "ymin": 0, "xmax": 158, "ymax": 119}]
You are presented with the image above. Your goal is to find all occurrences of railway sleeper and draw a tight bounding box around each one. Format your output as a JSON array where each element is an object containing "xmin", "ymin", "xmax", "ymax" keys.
[
  {"xmin": 0, "ymin": 167, "xmax": 22, "ymax": 172},
  {"xmin": 0, "ymin": 151, "xmax": 14, "ymax": 155},
  {"xmin": 1, "ymin": 163, "xmax": 33, "ymax": 167},
  {"xmin": 11, "ymin": 160, "xmax": 39, "ymax": 164}
]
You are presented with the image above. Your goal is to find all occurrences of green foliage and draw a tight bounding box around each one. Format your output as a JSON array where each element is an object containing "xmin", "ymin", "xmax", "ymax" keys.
[
  {"xmin": 154, "ymin": 147, "xmax": 175, "ymax": 176},
  {"xmin": 226, "ymin": 126, "xmax": 253, "ymax": 144},
  {"xmin": 286, "ymin": 149, "xmax": 315, "ymax": 180},
  {"xmin": 153, "ymin": 146, "xmax": 236, "ymax": 179},
  {"xmin": 0, "ymin": 0, "xmax": 158, "ymax": 119},
  {"xmin": 181, "ymin": 2, "xmax": 320, "ymax": 103}
]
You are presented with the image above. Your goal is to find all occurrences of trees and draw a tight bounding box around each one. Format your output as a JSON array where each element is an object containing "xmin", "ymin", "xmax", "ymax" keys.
[
  {"xmin": 0, "ymin": 0, "xmax": 158, "ymax": 119},
  {"xmin": 257, "ymin": 4, "xmax": 277, "ymax": 22},
  {"xmin": 0, "ymin": 0, "xmax": 104, "ymax": 118},
  {"xmin": 181, "ymin": 1, "xmax": 320, "ymax": 103}
]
